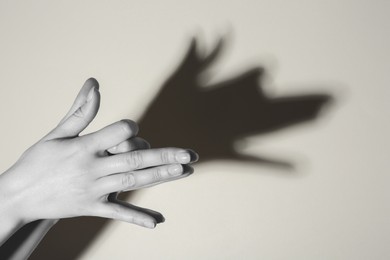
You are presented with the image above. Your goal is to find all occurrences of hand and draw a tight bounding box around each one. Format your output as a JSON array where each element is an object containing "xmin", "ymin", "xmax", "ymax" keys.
[{"xmin": 0, "ymin": 78, "xmax": 197, "ymax": 229}]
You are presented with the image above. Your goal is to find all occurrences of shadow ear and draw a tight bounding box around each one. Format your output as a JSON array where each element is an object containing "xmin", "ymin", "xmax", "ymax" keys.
[
  {"xmin": 173, "ymin": 37, "xmax": 225, "ymax": 75},
  {"xmin": 199, "ymin": 37, "xmax": 225, "ymax": 71},
  {"xmin": 172, "ymin": 37, "xmax": 199, "ymax": 74}
]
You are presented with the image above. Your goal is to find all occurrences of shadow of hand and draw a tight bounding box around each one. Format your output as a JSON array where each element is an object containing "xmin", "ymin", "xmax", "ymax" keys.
[{"xmin": 139, "ymin": 37, "xmax": 332, "ymax": 168}]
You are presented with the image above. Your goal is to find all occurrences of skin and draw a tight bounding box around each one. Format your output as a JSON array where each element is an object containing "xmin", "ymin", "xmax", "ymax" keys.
[{"xmin": 0, "ymin": 78, "xmax": 198, "ymax": 257}]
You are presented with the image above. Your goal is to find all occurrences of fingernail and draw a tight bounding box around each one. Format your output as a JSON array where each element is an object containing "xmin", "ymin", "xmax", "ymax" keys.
[
  {"xmin": 87, "ymin": 86, "xmax": 96, "ymax": 102},
  {"xmin": 107, "ymin": 145, "xmax": 117, "ymax": 153},
  {"xmin": 182, "ymin": 164, "xmax": 195, "ymax": 175},
  {"xmin": 144, "ymin": 221, "xmax": 156, "ymax": 229},
  {"xmin": 187, "ymin": 149, "xmax": 199, "ymax": 163},
  {"xmin": 86, "ymin": 77, "xmax": 99, "ymax": 90},
  {"xmin": 168, "ymin": 164, "xmax": 183, "ymax": 176},
  {"xmin": 175, "ymin": 152, "xmax": 190, "ymax": 164}
]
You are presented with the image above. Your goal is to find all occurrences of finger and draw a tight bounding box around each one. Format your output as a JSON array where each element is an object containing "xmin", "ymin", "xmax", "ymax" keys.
[
  {"xmin": 81, "ymin": 119, "xmax": 139, "ymax": 151},
  {"xmin": 59, "ymin": 78, "xmax": 99, "ymax": 125},
  {"xmin": 123, "ymin": 203, "xmax": 165, "ymax": 224},
  {"xmin": 107, "ymin": 137, "xmax": 150, "ymax": 154},
  {"xmin": 44, "ymin": 86, "xmax": 100, "ymax": 140},
  {"xmin": 108, "ymin": 194, "xmax": 165, "ymax": 223},
  {"xmin": 96, "ymin": 164, "xmax": 193, "ymax": 194},
  {"xmin": 95, "ymin": 148, "xmax": 198, "ymax": 175},
  {"xmin": 94, "ymin": 202, "xmax": 157, "ymax": 228}
]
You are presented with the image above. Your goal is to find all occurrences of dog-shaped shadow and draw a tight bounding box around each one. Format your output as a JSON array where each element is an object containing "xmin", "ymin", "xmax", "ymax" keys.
[
  {"xmin": 138, "ymin": 38, "xmax": 330, "ymax": 168},
  {"xmin": 4, "ymin": 38, "xmax": 332, "ymax": 260}
]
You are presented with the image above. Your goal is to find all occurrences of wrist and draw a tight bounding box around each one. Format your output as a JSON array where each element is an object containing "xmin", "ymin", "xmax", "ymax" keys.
[
  {"xmin": 0, "ymin": 210, "xmax": 26, "ymax": 240},
  {"xmin": 0, "ymin": 171, "xmax": 31, "ymax": 227},
  {"xmin": 0, "ymin": 173, "xmax": 29, "ymax": 246}
]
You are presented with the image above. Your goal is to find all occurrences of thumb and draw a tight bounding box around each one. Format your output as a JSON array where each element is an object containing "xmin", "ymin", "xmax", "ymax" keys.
[
  {"xmin": 59, "ymin": 78, "xmax": 99, "ymax": 124},
  {"xmin": 43, "ymin": 79, "xmax": 101, "ymax": 140}
]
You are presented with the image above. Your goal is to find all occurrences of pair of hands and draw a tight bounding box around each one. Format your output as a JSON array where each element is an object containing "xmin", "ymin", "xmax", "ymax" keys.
[{"xmin": 0, "ymin": 78, "xmax": 197, "ymax": 229}]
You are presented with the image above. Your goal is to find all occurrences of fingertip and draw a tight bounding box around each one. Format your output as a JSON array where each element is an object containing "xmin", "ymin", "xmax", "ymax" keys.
[
  {"xmin": 168, "ymin": 164, "xmax": 184, "ymax": 176},
  {"xmin": 86, "ymin": 77, "xmax": 99, "ymax": 89},
  {"xmin": 182, "ymin": 164, "xmax": 194, "ymax": 175},
  {"xmin": 144, "ymin": 220, "xmax": 157, "ymax": 229},
  {"xmin": 175, "ymin": 149, "xmax": 199, "ymax": 164},
  {"xmin": 121, "ymin": 119, "xmax": 139, "ymax": 136},
  {"xmin": 144, "ymin": 139, "xmax": 151, "ymax": 149},
  {"xmin": 175, "ymin": 151, "xmax": 191, "ymax": 164},
  {"xmin": 133, "ymin": 137, "xmax": 151, "ymax": 150},
  {"xmin": 186, "ymin": 149, "xmax": 199, "ymax": 163},
  {"xmin": 148, "ymin": 210, "xmax": 165, "ymax": 224}
]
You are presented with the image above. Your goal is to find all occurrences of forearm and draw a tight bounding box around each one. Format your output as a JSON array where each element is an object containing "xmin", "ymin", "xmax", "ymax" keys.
[{"xmin": 7, "ymin": 219, "xmax": 57, "ymax": 260}]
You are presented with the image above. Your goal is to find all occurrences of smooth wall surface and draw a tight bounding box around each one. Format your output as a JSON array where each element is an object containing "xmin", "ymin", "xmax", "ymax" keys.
[{"xmin": 0, "ymin": 0, "xmax": 389, "ymax": 259}]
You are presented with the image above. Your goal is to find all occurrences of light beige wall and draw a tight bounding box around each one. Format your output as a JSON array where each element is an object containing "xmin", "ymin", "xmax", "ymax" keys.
[{"xmin": 0, "ymin": 0, "xmax": 389, "ymax": 259}]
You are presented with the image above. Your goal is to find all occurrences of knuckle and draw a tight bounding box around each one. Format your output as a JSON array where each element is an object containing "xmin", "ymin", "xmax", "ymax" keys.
[
  {"xmin": 160, "ymin": 150, "xmax": 171, "ymax": 164},
  {"xmin": 110, "ymin": 204, "xmax": 122, "ymax": 218},
  {"xmin": 121, "ymin": 173, "xmax": 136, "ymax": 189},
  {"xmin": 72, "ymin": 138, "xmax": 92, "ymax": 153},
  {"xmin": 152, "ymin": 168, "xmax": 164, "ymax": 182},
  {"xmin": 73, "ymin": 107, "xmax": 85, "ymax": 118},
  {"xmin": 126, "ymin": 151, "xmax": 143, "ymax": 168}
]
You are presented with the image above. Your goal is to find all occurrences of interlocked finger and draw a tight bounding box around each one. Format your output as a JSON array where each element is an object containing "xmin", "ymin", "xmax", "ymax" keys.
[
  {"xmin": 81, "ymin": 119, "xmax": 139, "ymax": 151},
  {"xmin": 95, "ymin": 202, "xmax": 157, "ymax": 228},
  {"xmin": 107, "ymin": 137, "xmax": 150, "ymax": 154},
  {"xmin": 108, "ymin": 194, "xmax": 165, "ymax": 224}
]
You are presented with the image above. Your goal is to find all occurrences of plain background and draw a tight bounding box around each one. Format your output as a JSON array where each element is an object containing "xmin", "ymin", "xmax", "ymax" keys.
[{"xmin": 0, "ymin": 0, "xmax": 389, "ymax": 259}]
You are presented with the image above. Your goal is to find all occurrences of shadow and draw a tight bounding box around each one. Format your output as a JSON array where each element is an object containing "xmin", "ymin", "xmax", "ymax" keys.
[
  {"xmin": 138, "ymin": 38, "xmax": 331, "ymax": 168},
  {"xmin": 2, "ymin": 37, "xmax": 332, "ymax": 260}
]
